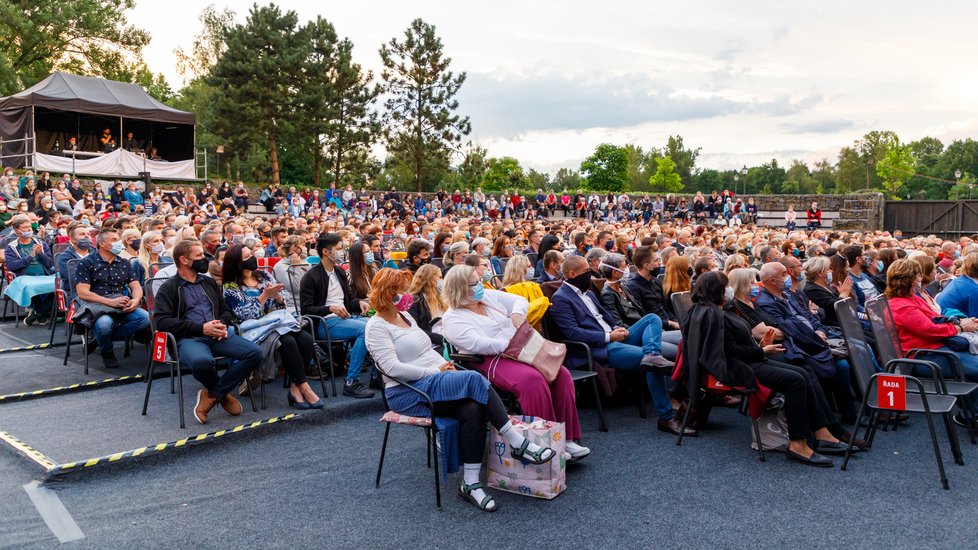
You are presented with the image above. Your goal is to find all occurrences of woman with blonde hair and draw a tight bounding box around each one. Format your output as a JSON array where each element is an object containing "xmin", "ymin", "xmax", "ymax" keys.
[
  {"xmin": 133, "ymin": 230, "xmax": 172, "ymax": 287},
  {"xmin": 406, "ymin": 263, "xmax": 447, "ymax": 346},
  {"xmin": 500, "ymin": 254, "xmax": 549, "ymax": 328},
  {"xmin": 662, "ymin": 254, "xmax": 691, "ymax": 318},
  {"xmin": 723, "ymin": 253, "xmax": 749, "ymax": 274},
  {"xmin": 365, "ymin": 268, "xmax": 554, "ymax": 512}
]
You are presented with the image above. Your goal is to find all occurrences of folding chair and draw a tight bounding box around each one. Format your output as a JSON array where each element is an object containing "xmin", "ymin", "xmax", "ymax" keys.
[
  {"xmin": 540, "ymin": 281, "xmax": 561, "ymax": 299},
  {"xmin": 863, "ymin": 296, "xmax": 978, "ymax": 444},
  {"xmin": 62, "ymin": 259, "xmax": 94, "ymax": 374},
  {"xmin": 374, "ymin": 371, "xmax": 442, "ymax": 510},
  {"xmin": 1, "ymin": 268, "xmax": 22, "ymax": 325},
  {"xmin": 140, "ymin": 276, "xmax": 259, "ymax": 429},
  {"xmin": 284, "ymin": 265, "xmax": 328, "ymax": 399},
  {"xmin": 539, "ymin": 310, "xmax": 608, "ymax": 432}
]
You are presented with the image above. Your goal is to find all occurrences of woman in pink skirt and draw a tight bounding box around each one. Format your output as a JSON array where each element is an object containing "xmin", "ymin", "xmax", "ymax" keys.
[{"xmin": 439, "ymin": 264, "xmax": 590, "ymax": 461}]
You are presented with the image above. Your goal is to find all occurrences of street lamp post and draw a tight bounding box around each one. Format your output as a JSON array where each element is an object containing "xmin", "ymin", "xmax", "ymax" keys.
[
  {"xmin": 866, "ymin": 158, "xmax": 875, "ymax": 190},
  {"xmin": 955, "ymin": 169, "xmax": 962, "ymax": 201},
  {"xmin": 740, "ymin": 166, "xmax": 748, "ymax": 194},
  {"xmin": 733, "ymin": 173, "xmax": 739, "ymax": 195}
]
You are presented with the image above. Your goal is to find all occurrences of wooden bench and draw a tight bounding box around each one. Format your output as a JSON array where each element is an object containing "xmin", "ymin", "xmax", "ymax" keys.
[{"xmin": 755, "ymin": 210, "xmax": 838, "ymax": 228}]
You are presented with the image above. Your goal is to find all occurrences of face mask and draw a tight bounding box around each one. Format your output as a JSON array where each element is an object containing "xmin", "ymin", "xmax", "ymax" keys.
[
  {"xmin": 419, "ymin": 257, "xmax": 431, "ymax": 266},
  {"xmin": 826, "ymin": 271, "xmax": 833, "ymax": 284},
  {"xmin": 783, "ymin": 275, "xmax": 792, "ymax": 291},
  {"xmin": 151, "ymin": 242, "xmax": 165, "ymax": 254},
  {"xmin": 749, "ymin": 286, "xmax": 760, "ymax": 299},
  {"xmin": 649, "ymin": 266, "xmax": 661, "ymax": 278},
  {"xmin": 109, "ymin": 241, "xmax": 125, "ymax": 256},
  {"xmin": 130, "ymin": 239, "xmax": 141, "ymax": 251},
  {"xmin": 862, "ymin": 255, "xmax": 872, "ymax": 267},
  {"xmin": 82, "ymin": 219, "xmax": 91, "ymax": 226},
  {"xmin": 566, "ymin": 271, "xmax": 592, "ymax": 294},
  {"xmin": 205, "ymin": 242, "xmax": 219, "ymax": 254},
  {"xmin": 604, "ymin": 241, "xmax": 614, "ymax": 251},
  {"xmin": 724, "ymin": 287, "xmax": 735, "ymax": 303},
  {"xmin": 242, "ymin": 257, "xmax": 259, "ymax": 271},
  {"xmin": 393, "ymin": 293, "xmax": 414, "ymax": 312},
  {"xmin": 583, "ymin": 245, "xmax": 593, "ymax": 252},
  {"xmin": 76, "ymin": 237, "xmax": 92, "ymax": 249},
  {"xmin": 481, "ymin": 270, "xmax": 493, "ymax": 283},
  {"xmin": 19, "ymin": 229, "xmax": 33, "ymax": 238},
  {"xmin": 526, "ymin": 267, "xmax": 535, "ymax": 279},
  {"xmin": 190, "ymin": 257, "xmax": 210, "ymax": 274},
  {"xmin": 329, "ymin": 249, "xmax": 346, "ymax": 264},
  {"xmin": 471, "ymin": 282, "xmax": 486, "ymax": 302},
  {"xmin": 364, "ymin": 252, "xmax": 375, "ymax": 264},
  {"xmin": 792, "ymin": 249, "xmax": 800, "ymax": 257},
  {"xmin": 876, "ymin": 260, "xmax": 885, "ymax": 272},
  {"xmin": 441, "ymin": 244, "xmax": 449, "ymax": 255}
]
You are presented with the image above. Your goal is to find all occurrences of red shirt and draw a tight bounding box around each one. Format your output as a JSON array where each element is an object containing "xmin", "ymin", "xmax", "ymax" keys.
[{"xmin": 889, "ymin": 294, "xmax": 957, "ymax": 352}]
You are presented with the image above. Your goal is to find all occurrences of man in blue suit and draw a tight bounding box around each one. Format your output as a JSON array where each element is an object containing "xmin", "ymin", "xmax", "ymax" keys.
[{"xmin": 549, "ymin": 256, "xmax": 694, "ymax": 436}]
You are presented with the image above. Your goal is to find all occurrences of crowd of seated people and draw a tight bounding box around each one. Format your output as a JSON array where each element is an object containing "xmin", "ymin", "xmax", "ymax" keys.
[{"xmin": 5, "ymin": 171, "xmax": 978, "ymax": 509}]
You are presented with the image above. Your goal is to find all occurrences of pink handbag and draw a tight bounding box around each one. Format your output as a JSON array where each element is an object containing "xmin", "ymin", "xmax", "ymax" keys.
[{"xmin": 503, "ymin": 321, "xmax": 566, "ymax": 383}]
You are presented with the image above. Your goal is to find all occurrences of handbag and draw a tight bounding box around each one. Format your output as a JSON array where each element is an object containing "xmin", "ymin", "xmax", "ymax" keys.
[
  {"xmin": 487, "ymin": 415, "xmax": 566, "ymax": 499},
  {"xmin": 502, "ymin": 320, "xmax": 566, "ymax": 384}
]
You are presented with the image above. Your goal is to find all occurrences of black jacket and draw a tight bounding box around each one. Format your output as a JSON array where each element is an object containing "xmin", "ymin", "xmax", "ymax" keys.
[
  {"xmin": 408, "ymin": 293, "xmax": 444, "ymax": 346},
  {"xmin": 804, "ymin": 283, "xmax": 841, "ymax": 327},
  {"xmin": 623, "ymin": 273, "xmax": 675, "ymax": 325},
  {"xmin": 599, "ymin": 284, "xmax": 644, "ymax": 327},
  {"xmin": 154, "ymin": 274, "xmax": 237, "ymax": 338},
  {"xmin": 298, "ymin": 263, "xmax": 359, "ymax": 317}
]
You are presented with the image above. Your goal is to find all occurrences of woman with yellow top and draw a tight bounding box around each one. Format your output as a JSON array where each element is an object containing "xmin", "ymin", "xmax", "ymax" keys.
[{"xmin": 500, "ymin": 254, "xmax": 550, "ymax": 328}]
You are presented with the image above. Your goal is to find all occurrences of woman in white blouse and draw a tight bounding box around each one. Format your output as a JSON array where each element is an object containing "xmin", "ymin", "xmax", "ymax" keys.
[
  {"xmin": 439, "ymin": 265, "xmax": 590, "ymax": 461},
  {"xmin": 365, "ymin": 268, "xmax": 555, "ymax": 513}
]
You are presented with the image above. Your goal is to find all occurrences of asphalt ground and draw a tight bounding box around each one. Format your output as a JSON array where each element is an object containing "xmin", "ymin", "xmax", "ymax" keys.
[{"xmin": 0, "ymin": 319, "xmax": 977, "ymax": 549}]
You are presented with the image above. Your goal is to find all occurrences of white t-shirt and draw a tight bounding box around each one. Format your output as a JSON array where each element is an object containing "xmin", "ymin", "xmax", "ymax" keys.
[
  {"xmin": 365, "ymin": 313, "xmax": 443, "ymax": 388},
  {"xmin": 324, "ymin": 267, "xmax": 344, "ymax": 317}
]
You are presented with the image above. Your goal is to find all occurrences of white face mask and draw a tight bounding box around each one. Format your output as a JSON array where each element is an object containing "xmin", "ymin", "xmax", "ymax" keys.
[{"xmin": 724, "ymin": 287, "xmax": 735, "ymax": 302}]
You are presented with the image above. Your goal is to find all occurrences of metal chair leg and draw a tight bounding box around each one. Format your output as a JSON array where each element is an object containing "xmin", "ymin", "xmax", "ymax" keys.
[
  {"xmin": 375, "ymin": 423, "xmax": 391, "ymax": 488},
  {"xmin": 592, "ymin": 377, "xmax": 608, "ymax": 432},
  {"xmin": 83, "ymin": 329, "xmax": 90, "ymax": 375},
  {"xmin": 922, "ymin": 409, "xmax": 949, "ymax": 490},
  {"xmin": 751, "ymin": 417, "xmax": 766, "ymax": 462},
  {"xmin": 141, "ymin": 357, "xmax": 155, "ymax": 416},
  {"xmin": 426, "ymin": 429, "xmax": 432, "ymax": 468},
  {"xmin": 63, "ymin": 323, "xmax": 74, "ymax": 366},
  {"xmin": 176, "ymin": 361, "xmax": 186, "ymax": 429},
  {"xmin": 431, "ymin": 429, "xmax": 442, "ymax": 510},
  {"xmin": 327, "ymin": 344, "xmax": 338, "ymax": 397},
  {"xmin": 942, "ymin": 412, "xmax": 964, "ymax": 466},
  {"xmin": 676, "ymin": 398, "xmax": 694, "ymax": 446}
]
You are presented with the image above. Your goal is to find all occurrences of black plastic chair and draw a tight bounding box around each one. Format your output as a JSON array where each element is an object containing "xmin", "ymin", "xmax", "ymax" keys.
[
  {"xmin": 282, "ymin": 264, "xmax": 328, "ymax": 399},
  {"xmin": 374, "ymin": 371, "xmax": 442, "ymax": 510},
  {"xmin": 61, "ymin": 258, "xmax": 94, "ymax": 373},
  {"xmin": 863, "ymin": 296, "xmax": 978, "ymax": 444}
]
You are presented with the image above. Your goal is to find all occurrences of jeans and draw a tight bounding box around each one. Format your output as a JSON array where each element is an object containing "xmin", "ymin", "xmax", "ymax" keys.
[
  {"xmin": 92, "ymin": 308, "xmax": 150, "ymax": 353},
  {"xmin": 178, "ymin": 334, "xmax": 262, "ymax": 401},
  {"xmin": 317, "ymin": 316, "xmax": 368, "ymax": 383},
  {"xmin": 623, "ymin": 314, "xmax": 682, "ymax": 359},
  {"xmin": 607, "ymin": 341, "xmax": 674, "ymax": 420}
]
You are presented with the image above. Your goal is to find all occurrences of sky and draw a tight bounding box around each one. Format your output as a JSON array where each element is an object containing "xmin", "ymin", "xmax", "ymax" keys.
[{"xmin": 128, "ymin": 0, "xmax": 978, "ymax": 175}]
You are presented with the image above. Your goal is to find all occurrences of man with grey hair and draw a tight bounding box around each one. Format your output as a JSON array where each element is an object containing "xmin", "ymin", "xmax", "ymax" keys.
[
  {"xmin": 584, "ymin": 247, "xmax": 607, "ymax": 278},
  {"xmin": 471, "ymin": 237, "xmax": 492, "ymax": 257},
  {"xmin": 199, "ymin": 229, "xmax": 222, "ymax": 262}
]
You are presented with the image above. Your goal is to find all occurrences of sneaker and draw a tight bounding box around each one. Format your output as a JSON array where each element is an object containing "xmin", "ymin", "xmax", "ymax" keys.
[
  {"xmin": 84, "ymin": 337, "xmax": 99, "ymax": 355},
  {"xmin": 565, "ymin": 441, "xmax": 591, "ymax": 462},
  {"xmin": 368, "ymin": 371, "xmax": 384, "ymax": 390},
  {"xmin": 640, "ymin": 354, "xmax": 674, "ymax": 370},
  {"xmin": 194, "ymin": 389, "xmax": 218, "ymax": 425},
  {"xmin": 343, "ymin": 380, "xmax": 375, "ymax": 399},
  {"xmin": 220, "ymin": 394, "xmax": 243, "ymax": 416},
  {"xmin": 101, "ymin": 350, "xmax": 120, "ymax": 368},
  {"xmin": 23, "ymin": 309, "xmax": 37, "ymax": 326}
]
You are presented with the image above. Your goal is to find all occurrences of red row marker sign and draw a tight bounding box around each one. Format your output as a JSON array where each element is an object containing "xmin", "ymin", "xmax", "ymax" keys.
[
  {"xmin": 877, "ymin": 375, "xmax": 907, "ymax": 410},
  {"xmin": 152, "ymin": 333, "xmax": 168, "ymax": 363}
]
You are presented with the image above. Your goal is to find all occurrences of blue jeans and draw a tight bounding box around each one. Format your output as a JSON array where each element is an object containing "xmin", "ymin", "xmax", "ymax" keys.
[
  {"xmin": 623, "ymin": 314, "xmax": 682, "ymax": 360},
  {"xmin": 607, "ymin": 341, "xmax": 674, "ymax": 420},
  {"xmin": 317, "ymin": 316, "xmax": 368, "ymax": 383},
  {"xmin": 92, "ymin": 308, "xmax": 150, "ymax": 353},
  {"xmin": 178, "ymin": 334, "xmax": 262, "ymax": 401}
]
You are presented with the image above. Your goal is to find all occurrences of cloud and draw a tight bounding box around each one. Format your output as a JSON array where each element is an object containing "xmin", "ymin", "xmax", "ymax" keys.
[
  {"xmin": 780, "ymin": 118, "xmax": 855, "ymax": 134},
  {"xmin": 460, "ymin": 72, "xmax": 822, "ymax": 137}
]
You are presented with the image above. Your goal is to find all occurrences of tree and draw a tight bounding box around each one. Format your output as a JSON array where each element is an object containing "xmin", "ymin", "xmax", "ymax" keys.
[
  {"xmin": 784, "ymin": 159, "xmax": 817, "ymax": 194},
  {"xmin": 482, "ymin": 157, "xmax": 524, "ymax": 190},
  {"xmin": 0, "ymin": 0, "xmax": 151, "ymax": 95},
  {"xmin": 663, "ymin": 135, "xmax": 700, "ymax": 186},
  {"xmin": 876, "ymin": 138, "xmax": 914, "ymax": 199},
  {"xmin": 174, "ymin": 5, "xmax": 235, "ymax": 81},
  {"xmin": 835, "ymin": 146, "xmax": 864, "ymax": 193},
  {"xmin": 811, "ymin": 159, "xmax": 835, "ymax": 194},
  {"xmin": 526, "ymin": 169, "xmax": 550, "ymax": 189},
  {"xmin": 380, "ymin": 18, "xmax": 471, "ymax": 192},
  {"xmin": 580, "ymin": 143, "xmax": 628, "ymax": 192},
  {"xmin": 648, "ymin": 155, "xmax": 683, "ymax": 193},
  {"xmin": 553, "ymin": 167, "xmax": 581, "ymax": 190},
  {"xmin": 458, "ymin": 144, "xmax": 488, "ymax": 188},
  {"xmin": 208, "ymin": 3, "xmax": 306, "ymax": 186},
  {"xmin": 624, "ymin": 144, "xmax": 656, "ymax": 192}
]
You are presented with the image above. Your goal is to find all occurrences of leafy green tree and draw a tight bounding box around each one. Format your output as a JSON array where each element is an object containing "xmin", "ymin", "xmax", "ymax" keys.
[
  {"xmin": 648, "ymin": 155, "xmax": 684, "ymax": 193},
  {"xmin": 458, "ymin": 144, "xmax": 488, "ymax": 188},
  {"xmin": 380, "ymin": 18, "xmax": 471, "ymax": 192},
  {"xmin": 174, "ymin": 5, "xmax": 235, "ymax": 81},
  {"xmin": 835, "ymin": 146, "xmax": 865, "ymax": 193},
  {"xmin": 948, "ymin": 172, "xmax": 977, "ymax": 201},
  {"xmin": 624, "ymin": 144, "xmax": 656, "ymax": 192},
  {"xmin": 784, "ymin": 160, "xmax": 818, "ymax": 194},
  {"xmin": 663, "ymin": 135, "xmax": 700, "ymax": 186},
  {"xmin": 323, "ymin": 38, "xmax": 380, "ymax": 188},
  {"xmin": 580, "ymin": 143, "xmax": 628, "ymax": 192},
  {"xmin": 483, "ymin": 157, "xmax": 524, "ymax": 190},
  {"xmin": 811, "ymin": 159, "xmax": 835, "ymax": 194},
  {"xmin": 553, "ymin": 167, "xmax": 581, "ymax": 191},
  {"xmin": 0, "ymin": 0, "xmax": 152, "ymax": 95},
  {"xmin": 876, "ymin": 138, "xmax": 915, "ymax": 199},
  {"xmin": 208, "ymin": 3, "xmax": 306, "ymax": 186},
  {"xmin": 526, "ymin": 169, "xmax": 550, "ymax": 189}
]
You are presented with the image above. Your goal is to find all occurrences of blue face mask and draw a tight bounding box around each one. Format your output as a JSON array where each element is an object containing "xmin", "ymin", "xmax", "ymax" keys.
[
  {"xmin": 109, "ymin": 241, "xmax": 125, "ymax": 256},
  {"xmin": 364, "ymin": 252, "xmax": 375, "ymax": 264},
  {"xmin": 784, "ymin": 276, "xmax": 792, "ymax": 291},
  {"xmin": 749, "ymin": 286, "xmax": 760, "ymax": 299},
  {"xmin": 826, "ymin": 271, "xmax": 833, "ymax": 284},
  {"xmin": 876, "ymin": 260, "xmax": 885, "ymax": 272},
  {"xmin": 471, "ymin": 282, "xmax": 485, "ymax": 302}
]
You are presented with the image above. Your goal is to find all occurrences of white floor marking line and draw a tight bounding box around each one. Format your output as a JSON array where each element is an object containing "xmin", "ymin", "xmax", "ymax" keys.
[{"xmin": 23, "ymin": 481, "xmax": 85, "ymax": 543}]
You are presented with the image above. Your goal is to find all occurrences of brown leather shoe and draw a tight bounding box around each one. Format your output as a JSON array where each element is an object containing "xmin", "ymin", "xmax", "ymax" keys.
[
  {"xmin": 658, "ymin": 417, "xmax": 698, "ymax": 437},
  {"xmin": 194, "ymin": 389, "xmax": 218, "ymax": 425},
  {"xmin": 220, "ymin": 394, "xmax": 242, "ymax": 416}
]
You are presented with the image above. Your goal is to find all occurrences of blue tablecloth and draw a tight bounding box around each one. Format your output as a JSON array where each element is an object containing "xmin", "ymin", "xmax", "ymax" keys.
[{"xmin": 3, "ymin": 274, "xmax": 56, "ymax": 307}]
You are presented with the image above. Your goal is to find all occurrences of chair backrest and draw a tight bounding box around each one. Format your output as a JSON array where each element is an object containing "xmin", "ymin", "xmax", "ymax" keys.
[
  {"xmin": 285, "ymin": 263, "xmax": 311, "ymax": 316},
  {"xmin": 51, "ymin": 242, "xmax": 70, "ymax": 257},
  {"xmin": 540, "ymin": 280, "xmax": 561, "ymax": 299},
  {"xmin": 590, "ymin": 278, "xmax": 607, "ymax": 294},
  {"xmin": 656, "ymin": 272, "xmax": 665, "ymax": 283},
  {"xmin": 539, "ymin": 309, "xmax": 564, "ymax": 342},
  {"xmin": 864, "ymin": 296, "xmax": 904, "ymax": 366},
  {"xmin": 526, "ymin": 252, "xmax": 538, "ymax": 269},
  {"xmin": 670, "ymin": 291, "xmax": 692, "ymax": 326},
  {"xmin": 834, "ymin": 297, "xmax": 882, "ymax": 392},
  {"xmin": 65, "ymin": 258, "xmax": 82, "ymax": 293}
]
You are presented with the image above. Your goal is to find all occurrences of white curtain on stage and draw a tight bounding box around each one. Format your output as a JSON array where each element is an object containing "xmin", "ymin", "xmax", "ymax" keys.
[{"xmin": 33, "ymin": 149, "xmax": 195, "ymax": 179}]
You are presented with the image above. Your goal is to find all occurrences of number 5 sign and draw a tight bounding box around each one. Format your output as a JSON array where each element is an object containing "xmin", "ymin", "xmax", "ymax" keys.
[
  {"xmin": 877, "ymin": 375, "xmax": 907, "ymax": 410},
  {"xmin": 152, "ymin": 333, "xmax": 168, "ymax": 363}
]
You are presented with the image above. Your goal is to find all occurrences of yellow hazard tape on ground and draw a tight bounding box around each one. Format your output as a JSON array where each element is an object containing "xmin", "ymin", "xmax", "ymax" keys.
[
  {"xmin": 47, "ymin": 413, "xmax": 300, "ymax": 477},
  {"xmin": 0, "ymin": 343, "xmax": 53, "ymax": 354},
  {"xmin": 0, "ymin": 375, "xmax": 145, "ymax": 404},
  {"xmin": 0, "ymin": 428, "xmax": 56, "ymax": 471}
]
